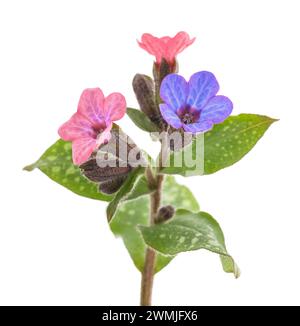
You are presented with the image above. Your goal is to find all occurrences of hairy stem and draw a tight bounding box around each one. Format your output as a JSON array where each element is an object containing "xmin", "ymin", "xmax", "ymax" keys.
[
  {"xmin": 140, "ymin": 68, "xmax": 168, "ymax": 306},
  {"xmin": 140, "ymin": 168, "xmax": 164, "ymax": 306}
]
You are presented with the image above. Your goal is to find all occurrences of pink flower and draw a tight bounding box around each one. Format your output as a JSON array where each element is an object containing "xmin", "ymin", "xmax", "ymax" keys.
[
  {"xmin": 138, "ymin": 32, "xmax": 195, "ymax": 66},
  {"xmin": 58, "ymin": 88, "xmax": 126, "ymax": 165}
]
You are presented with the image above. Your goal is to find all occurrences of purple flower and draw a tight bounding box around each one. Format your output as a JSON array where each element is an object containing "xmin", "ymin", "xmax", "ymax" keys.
[{"xmin": 159, "ymin": 71, "xmax": 233, "ymax": 133}]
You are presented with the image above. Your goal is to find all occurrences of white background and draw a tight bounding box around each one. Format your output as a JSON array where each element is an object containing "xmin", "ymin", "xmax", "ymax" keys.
[{"xmin": 1, "ymin": 0, "xmax": 299, "ymax": 306}]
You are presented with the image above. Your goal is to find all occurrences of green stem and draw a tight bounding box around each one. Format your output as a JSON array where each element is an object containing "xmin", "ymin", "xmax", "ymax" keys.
[
  {"xmin": 140, "ymin": 67, "xmax": 169, "ymax": 306},
  {"xmin": 140, "ymin": 168, "xmax": 164, "ymax": 306}
]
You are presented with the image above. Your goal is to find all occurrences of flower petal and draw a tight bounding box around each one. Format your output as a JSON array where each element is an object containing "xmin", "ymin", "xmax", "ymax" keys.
[
  {"xmin": 200, "ymin": 96, "xmax": 233, "ymax": 123},
  {"xmin": 138, "ymin": 32, "xmax": 194, "ymax": 64},
  {"xmin": 58, "ymin": 113, "xmax": 96, "ymax": 141},
  {"xmin": 138, "ymin": 33, "xmax": 166, "ymax": 63},
  {"xmin": 160, "ymin": 74, "xmax": 189, "ymax": 111},
  {"xmin": 182, "ymin": 120, "xmax": 214, "ymax": 134},
  {"xmin": 96, "ymin": 122, "xmax": 113, "ymax": 146},
  {"xmin": 103, "ymin": 93, "xmax": 126, "ymax": 122},
  {"xmin": 187, "ymin": 71, "xmax": 219, "ymax": 110},
  {"xmin": 72, "ymin": 137, "xmax": 97, "ymax": 165},
  {"xmin": 160, "ymin": 103, "xmax": 182, "ymax": 129},
  {"xmin": 166, "ymin": 32, "xmax": 195, "ymax": 63},
  {"xmin": 77, "ymin": 88, "xmax": 105, "ymax": 126}
]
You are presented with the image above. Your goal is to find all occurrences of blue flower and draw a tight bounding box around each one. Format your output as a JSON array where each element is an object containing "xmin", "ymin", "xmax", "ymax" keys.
[{"xmin": 159, "ymin": 71, "xmax": 233, "ymax": 133}]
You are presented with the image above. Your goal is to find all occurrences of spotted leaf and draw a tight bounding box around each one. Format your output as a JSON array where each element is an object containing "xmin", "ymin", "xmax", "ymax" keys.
[
  {"xmin": 139, "ymin": 209, "xmax": 240, "ymax": 278},
  {"xmin": 109, "ymin": 176, "xmax": 199, "ymax": 273},
  {"xmin": 162, "ymin": 114, "xmax": 277, "ymax": 176},
  {"xmin": 24, "ymin": 139, "xmax": 112, "ymax": 201}
]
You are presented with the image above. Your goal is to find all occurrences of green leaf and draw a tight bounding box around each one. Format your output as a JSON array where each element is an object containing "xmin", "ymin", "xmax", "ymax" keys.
[
  {"xmin": 139, "ymin": 209, "xmax": 240, "ymax": 278},
  {"xmin": 204, "ymin": 114, "xmax": 277, "ymax": 174},
  {"xmin": 162, "ymin": 114, "xmax": 277, "ymax": 176},
  {"xmin": 23, "ymin": 139, "xmax": 112, "ymax": 201},
  {"xmin": 127, "ymin": 107, "xmax": 159, "ymax": 132},
  {"xmin": 109, "ymin": 176, "xmax": 199, "ymax": 273},
  {"xmin": 106, "ymin": 167, "xmax": 152, "ymax": 222},
  {"xmin": 220, "ymin": 255, "xmax": 240, "ymax": 277},
  {"xmin": 125, "ymin": 175, "xmax": 152, "ymax": 201}
]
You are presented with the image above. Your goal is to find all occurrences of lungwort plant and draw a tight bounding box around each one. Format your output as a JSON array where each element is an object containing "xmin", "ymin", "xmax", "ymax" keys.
[{"xmin": 24, "ymin": 32, "xmax": 277, "ymax": 305}]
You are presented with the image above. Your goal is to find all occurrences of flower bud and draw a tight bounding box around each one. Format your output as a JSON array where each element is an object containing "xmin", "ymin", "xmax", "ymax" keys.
[
  {"xmin": 99, "ymin": 175, "xmax": 127, "ymax": 194},
  {"xmin": 80, "ymin": 126, "xmax": 145, "ymax": 195},
  {"xmin": 155, "ymin": 205, "xmax": 175, "ymax": 224},
  {"xmin": 79, "ymin": 158, "xmax": 132, "ymax": 183},
  {"xmin": 132, "ymin": 74, "xmax": 163, "ymax": 127}
]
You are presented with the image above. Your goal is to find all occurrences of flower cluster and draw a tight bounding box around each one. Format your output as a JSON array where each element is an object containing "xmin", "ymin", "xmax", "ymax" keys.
[{"xmin": 58, "ymin": 32, "xmax": 232, "ymax": 167}]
